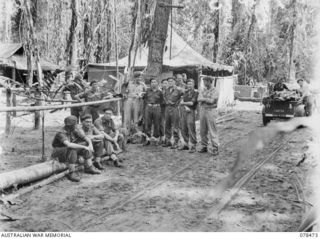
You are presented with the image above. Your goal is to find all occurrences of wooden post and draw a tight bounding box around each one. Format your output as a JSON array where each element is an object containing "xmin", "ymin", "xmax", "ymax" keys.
[
  {"xmin": 34, "ymin": 91, "xmax": 41, "ymax": 130},
  {"xmin": 5, "ymin": 88, "xmax": 12, "ymax": 135},
  {"xmin": 12, "ymin": 68, "xmax": 17, "ymax": 117}
]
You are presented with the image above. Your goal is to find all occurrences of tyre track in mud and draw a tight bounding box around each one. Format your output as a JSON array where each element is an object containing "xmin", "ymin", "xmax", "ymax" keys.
[
  {"xmin": 79, "ymin": 113, "xmax": 255, "ymax": 231},
  {"xmin": 186, "ymin": 128, "xmax": 309, "ymax": 231}
]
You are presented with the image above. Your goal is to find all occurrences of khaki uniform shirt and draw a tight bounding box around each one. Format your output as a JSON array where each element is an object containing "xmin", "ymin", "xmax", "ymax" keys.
[{"xmin": 198, "ymin": 86, "xmax": 219, "ymax": 108}]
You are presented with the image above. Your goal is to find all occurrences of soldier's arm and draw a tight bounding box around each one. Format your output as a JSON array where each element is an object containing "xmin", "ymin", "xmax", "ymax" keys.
[
  {"xmin": 74, "ymin": 92, "xmax": 85, "ymax": 102},
  {"xmin": 197, "ymin": 90, "xmax": 205, "ymax": 102},
  {"xmin": 94, "ymin": 119, "xmax": 116, "ymax": 142},
  {"xmin": 91, "ymin": 127, "xmax": 105, "ymax": 140},
  {"xmin": 84, "ymin": 136, "xmax": 94, "ymax": 152},
  {"xmin": 63, "ymin": 140, "xmax": 91, "ymax": 151}
]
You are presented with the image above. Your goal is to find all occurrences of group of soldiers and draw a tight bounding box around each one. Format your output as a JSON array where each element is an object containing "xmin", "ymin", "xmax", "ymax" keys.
[
  {"xmin": 51, "ymin": 74, "xmax": 126, "ymax": 182},
  {"xmin": 51, "ymin": 71, "xmax": 220, "ymax": 182},
  {"xmin": 123, "ymin": 72, "xmax": 220, "ymax": 154}
]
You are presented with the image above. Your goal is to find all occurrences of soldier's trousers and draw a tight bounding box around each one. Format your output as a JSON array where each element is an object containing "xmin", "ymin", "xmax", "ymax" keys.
[
  {"xmin": 144, "ymin": 105, "xmax": 161, "ymax": 138},
  {"xmin": 51, "ymin": 147, "xmax": 92, "ymax": 164},
  {"xmin": 180, "ymin": 107, "xmax": 197, "ymax": 146},
  {"xmin": 108, "ymin": 129, "xmax": 127, "ymax": 151},
  {"xmin": 93, "ymin": 141, "xmax": 104, "ymax": 157},
  {"xmin": 159, "ymin": 107, "xmax": 165, "ymax": 137},
  {"xmin": 165, "ymin": 106, "xmax": 180, "ymax": 143},
  {"xmin": 123, "ymin": 97, "xmax": 140, "ymax": 133},
  {"xmin": 199, "ymin": 108, "xmax": 219, "ymax": 149}
]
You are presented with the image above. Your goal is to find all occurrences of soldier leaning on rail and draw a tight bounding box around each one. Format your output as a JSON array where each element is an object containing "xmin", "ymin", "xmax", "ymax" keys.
[
  {"xmin": 74, "ymin": 81, "xmax": 113, "ymax": 122},
  {"xmin": 51, "ymin": 115, "xmax": 101, "ymax": 182},
  {"xmin": 198, "ymin": 76, "xmax": 220, "ymax": 155}
]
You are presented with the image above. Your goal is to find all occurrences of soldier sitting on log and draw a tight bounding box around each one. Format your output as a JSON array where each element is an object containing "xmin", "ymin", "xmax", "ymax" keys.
[
  {"xmin": 51, "ymin": 115, "xmax": 101, "ymax": 182},
  {"xmin": 94, "ymin": 108, "xmax": 125, "ymax": 167},
  {"xmin": 80, "ymin": 114, "xmax": 105, "ymax": 170}
]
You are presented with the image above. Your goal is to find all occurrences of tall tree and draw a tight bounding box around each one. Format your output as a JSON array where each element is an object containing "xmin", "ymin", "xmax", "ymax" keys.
[
  {"xmin": 66, "ymin": 0, "xmax": 79, "ymax": 71},
  {"xmin": 145, "ymin": 0, "xmax": 171, "ymax": 79}
]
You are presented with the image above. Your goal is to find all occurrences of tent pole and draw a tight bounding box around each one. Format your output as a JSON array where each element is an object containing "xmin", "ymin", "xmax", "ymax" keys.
[{"xmin": 12, "ymin": 68, "xmax": 17, "ymax": 117}]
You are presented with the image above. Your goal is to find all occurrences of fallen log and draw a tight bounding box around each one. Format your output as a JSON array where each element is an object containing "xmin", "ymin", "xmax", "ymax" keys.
[{"xmin": 0, "ymin": 161, "xmax": 67, "ymax": 191}]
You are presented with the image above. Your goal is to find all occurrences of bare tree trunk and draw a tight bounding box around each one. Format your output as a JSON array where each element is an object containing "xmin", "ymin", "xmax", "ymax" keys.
[
  {"xmin": 66, "ymin": 0, "xmax": 79, "ymax": 71},
  {"xmin": 212, "ymin": 0, "xmax": 219, "ymax": 63},
  {"xmin": 288, "ymin": 0, "xmax": 297, "ymax": 83},
  {"xmin": 94, "ymin": 0, "xmax": 103, "ymax": 63},
  {"xmin": 23, "ymin": 0, "xmax": 44, "ymax": 130},
  {"xmin": 145, "ymin": 0, "xmax": 171, "ymax": 79}
]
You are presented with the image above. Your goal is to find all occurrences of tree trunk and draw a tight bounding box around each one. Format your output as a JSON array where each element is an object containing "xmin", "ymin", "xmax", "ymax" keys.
[
  {"xmin": 0, "ymin": 161, "xmax": 67, "ymax": 191},
  {"xmin": 24, "ymin": 0, "xmax": 44, "ymax": 130},
  {"xmin": 66, "ymin": 0, "xmax": 79, "ymax": 70},
  {"xmin": 244, "ymin": 0, "xmax": 257, "ymax": 85},
  {"xmin": 94, "ymin": 0, "xmax": 103, "ymax": 63},
  {"xmin": 145, "ymin": 0, "xmax": 171, "ymax": 79},
  {"xmin": 288, "ymin": 0, "xmax": 297, "ymax": 83},
  {"xmin": 212, "ymin": 0, "xmax": 220, "ymax": 63}
]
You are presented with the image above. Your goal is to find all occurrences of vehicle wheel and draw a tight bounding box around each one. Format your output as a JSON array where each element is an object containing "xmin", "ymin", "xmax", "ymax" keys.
[{"xmin": 262, "ymin": 114, "xmax": 271, "ymax": 126}]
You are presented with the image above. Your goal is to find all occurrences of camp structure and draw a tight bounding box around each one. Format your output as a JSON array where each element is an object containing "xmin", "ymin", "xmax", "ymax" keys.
[
  {"xmin": 0, "ymin": 43, "xmax": 61, "ymax": 88},
  {"xmin": 88, "ymin": 29, "xmax": 235, "ymax": 108}
]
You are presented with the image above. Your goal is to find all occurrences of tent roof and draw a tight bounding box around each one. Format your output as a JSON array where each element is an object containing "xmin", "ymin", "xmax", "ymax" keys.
[
  {"xmin": 0, "ymin": 43, "xmax": 61, "ymax": 71},
  {"xmin": 90, "ymin": 29, "xmax": 233, "ymax": 73},
  {"xmin": 0, "ymin": 43, "xmax": 22, "ymax": 58}
]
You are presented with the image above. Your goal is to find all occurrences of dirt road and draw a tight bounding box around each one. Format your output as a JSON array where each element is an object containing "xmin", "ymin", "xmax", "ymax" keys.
[{"xmin": 0, "ymin": 104, "xmax": 314, "ymax": 232}]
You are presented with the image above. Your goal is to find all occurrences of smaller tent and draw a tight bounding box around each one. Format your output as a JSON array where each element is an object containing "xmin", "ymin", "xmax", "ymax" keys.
[{"xmin": 0, "ymin": 43, "xmax": 61, "ymax": 86}]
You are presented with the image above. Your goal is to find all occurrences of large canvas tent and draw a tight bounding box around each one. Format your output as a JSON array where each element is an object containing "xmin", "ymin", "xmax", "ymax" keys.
[{"xmin": 88, "ymin": 29, "xmax": 235, "ymax": 108}]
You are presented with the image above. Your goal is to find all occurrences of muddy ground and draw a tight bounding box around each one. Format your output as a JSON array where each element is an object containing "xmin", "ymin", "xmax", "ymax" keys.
[{"xmin": 0, "ymin": 99, "xmax": 316, "ymax": 232}]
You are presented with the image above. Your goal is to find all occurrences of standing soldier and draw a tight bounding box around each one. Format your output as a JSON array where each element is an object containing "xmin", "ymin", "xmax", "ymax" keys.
[
  {"xmin": 162, "ymin": 77, "xmax": 183, "ymax": 149},
  {"xmin": 159, "ymin": 78, "xmax": 168, "ymax": 143},
  {"xmin": 143, "ymin": 78, "xmax": 163, "ymax": 146},
  {"xmin": 297, "ymin": 78, "xmax": 314, "ymax": 116},
  {"xmin": 198, "ymin": 76, "xmax": 220, "ymax": 155},
  {"xmin": 179, "ymin": 79, "xmax": 198, "ymax": 153},
  {"xmin": 80, "ymin": 114, "xmax": 105, "ymax": 170},
  {"xmin": 51, "ymin": 116, "xmax": 101, "ymax": 182},
  {"xmin": 123, "ymin": 71, "xmax": 147, "ymax": 136}
]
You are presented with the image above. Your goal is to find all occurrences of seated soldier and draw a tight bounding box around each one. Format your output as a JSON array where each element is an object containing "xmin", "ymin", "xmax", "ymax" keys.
[
  {"xmin": 94, "ymin": 108, "xmax": 126, "ymax": 167},
  {"xmin": 80, "ymin": 114, "xmax": 105, "ymax": 170},
  {"xmin": 51, "ymin": 115, "xmax": 101, "ymax": 183}
]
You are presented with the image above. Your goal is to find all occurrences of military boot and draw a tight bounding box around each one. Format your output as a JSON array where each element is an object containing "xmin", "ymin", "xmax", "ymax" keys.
[
  {"xmin": 84, "ymin": 158, "xmax": 101, "ymax": 174},
  {"xmin": 66, "ymin": 164, "xmax": 81, "ymax": 182},
  {"xmin": 93, "ymin": 157, "xmax": 104, "ymax": 170}
]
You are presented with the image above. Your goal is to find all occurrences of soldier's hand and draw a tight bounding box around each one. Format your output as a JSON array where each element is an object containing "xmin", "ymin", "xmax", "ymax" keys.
[{"xmin": 87, "ymin": 145, "xmax": 94, "ymax": 152}]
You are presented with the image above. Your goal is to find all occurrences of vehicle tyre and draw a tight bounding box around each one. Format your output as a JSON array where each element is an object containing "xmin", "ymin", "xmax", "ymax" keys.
[{"xmin": 262, "ymin": 113, "xmax": 271, "ymax": 126}]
